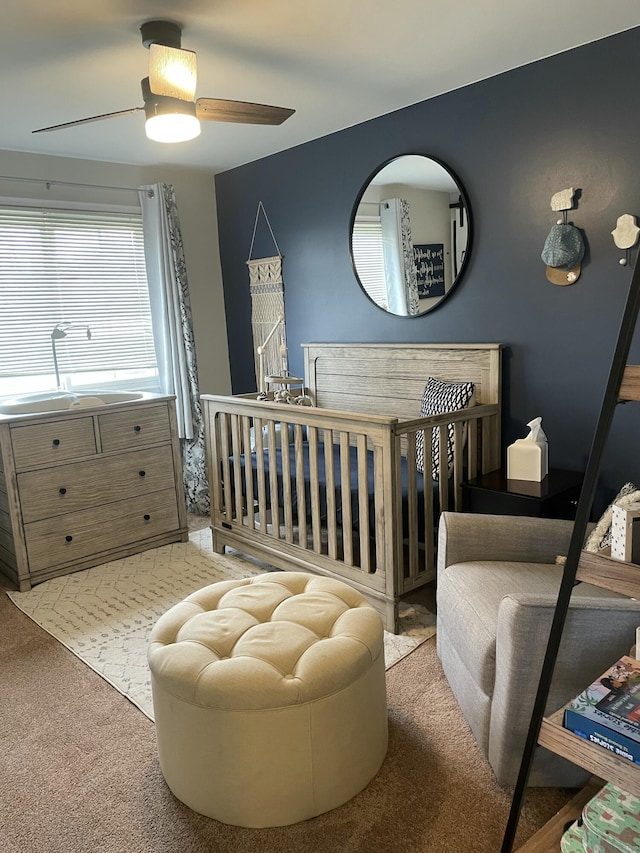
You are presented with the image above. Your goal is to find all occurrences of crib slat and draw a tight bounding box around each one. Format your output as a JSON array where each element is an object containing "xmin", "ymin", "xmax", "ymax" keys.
[
  {"xmin": 242, "ymin": 417, "xmax": 255, "ymax": 529},
  {"xmin": 339, "ymin": 431, "xmax": 354, "ymax": 566},
  {"xmin": 453, "ymin": 421, "xmax": 465, "ymax": 510},
  {"xmin": 405, "ymin": 433, "xmax": 419, "ymax": 582},
  {"xmin": 467, "ymin": 419, "xmax": 478, "ymax": 480},
  {"xmin": 231, "ymin": 415, "xmax": 243, "ymax": 521},
  {"xmin": 209, "ymin": 412, "xmax": 223, "ymax": 516},
  {"xmin": 356, "ymin": 433, "xmax": 370, "ymax": 571},
  {"xmin": 423, "ymin": 427, "xmax": 435, "ymax": 580},
  {"xmin": 294, "ymin": 424, "xmax": 307, "ymax": 547},
  {"xmin": 308, "ymin": 427, "xmax": 322, "ymax": 553},
  {"xmin": 254, "ymin": 418, "xmax": 268, "ymax": 533},
  {"xmin": 267, "ymin": 421, "xmax": 280, "ymax": 539},
  {"xmin": 373, "ymin": 445, "xmax": 385, "ymax": 574},
  {"xmin": 280, "ymin": 421, "xmax": 294, "ymax": 543},
  {"xmin": 220, "ymin": 414, "xmax": 232, "ymax": 519},
  {"xmin": 324, "ymin": 430, "xmax": 338, "ymax": 560},
  {"xmin": 437, "ymin": 425, "xmax": 450, "ymax": 514}
]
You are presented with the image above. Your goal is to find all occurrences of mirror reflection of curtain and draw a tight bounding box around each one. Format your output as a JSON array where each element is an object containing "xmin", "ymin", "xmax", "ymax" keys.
[
  {"xmin": 380, "ymin": 198, "xmax": 419, "ymax": 316},
  {"xmin": 138, "ymin": 182, "xmax": 209, "ymax": 514}
]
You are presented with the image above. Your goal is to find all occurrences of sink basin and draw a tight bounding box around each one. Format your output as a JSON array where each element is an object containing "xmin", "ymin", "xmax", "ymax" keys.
[
  {"xmin": 71, "ymin": 392, "xmax": 144, "ymax": 407},
  {"xmin": 0, "ymin": 391, "xmax": 145, "ymax": 415}
]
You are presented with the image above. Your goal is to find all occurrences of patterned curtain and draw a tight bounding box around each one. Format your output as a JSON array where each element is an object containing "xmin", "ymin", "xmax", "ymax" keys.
[
  {"xmin": 400, "ymin": 199, "xmax": 420, "ymax": 315},
  {"xmin": 380, "ymin": 198, "xmax": 419, "ymax": 316},
  {"xmin": 138, "ymin": 183, "xmax": 209, "ymax": 514}
]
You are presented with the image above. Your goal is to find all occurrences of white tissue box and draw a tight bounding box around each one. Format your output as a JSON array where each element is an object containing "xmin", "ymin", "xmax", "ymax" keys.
[
  {"xmin": 506, "ymin": 438, "xmax": 548, "ymax": 482},
  {"xmin": 610, "ymin": 501, "xmax": 640, "ymax": 563}
]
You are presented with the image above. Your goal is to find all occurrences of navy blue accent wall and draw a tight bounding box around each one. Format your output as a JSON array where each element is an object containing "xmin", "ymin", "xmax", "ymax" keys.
[{"xmin": 215, "ymin": 27, "xmax": 640, "ymax": 513}]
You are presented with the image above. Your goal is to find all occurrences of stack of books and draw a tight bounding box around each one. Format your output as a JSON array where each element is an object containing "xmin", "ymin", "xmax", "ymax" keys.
[{"xmin": 563, "ymin": 655, "xmax": 640, "ymax": 764}]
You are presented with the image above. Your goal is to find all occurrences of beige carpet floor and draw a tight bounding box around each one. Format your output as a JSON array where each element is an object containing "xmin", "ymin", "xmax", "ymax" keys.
[{"xmin": 0, "ymin": 582, "xmax": 572, "ymax": 853}]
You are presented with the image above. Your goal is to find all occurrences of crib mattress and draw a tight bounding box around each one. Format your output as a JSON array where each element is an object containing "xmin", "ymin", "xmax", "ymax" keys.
[{"xmin": 236, "ymin": 441, "xmax": 449, "ymax": 538}]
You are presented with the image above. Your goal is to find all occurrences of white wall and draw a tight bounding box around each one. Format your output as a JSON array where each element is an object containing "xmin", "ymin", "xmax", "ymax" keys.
[{"xmin": 0, "ymin": 149, "xmax": 231, "ymax": 395}]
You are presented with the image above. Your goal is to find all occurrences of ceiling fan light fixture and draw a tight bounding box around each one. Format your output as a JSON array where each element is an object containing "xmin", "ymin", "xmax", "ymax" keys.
[
  {"xmin": 33, "ymin": 23, "xmax": 295, "ymax": 141},
  {"xmin": 143, "ymin": 93, "xmax": 201, "ymax": 143},
  {"xmin": 149, "ymin": 44, "xmax": 197, "ymax": 100},
  {"xmin": 145, "ymin": 113, "xmax": 201, "ymax": 143}
]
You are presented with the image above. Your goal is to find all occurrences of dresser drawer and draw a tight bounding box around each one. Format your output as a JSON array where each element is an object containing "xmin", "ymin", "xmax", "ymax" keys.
[
  {"xmin": 18, "ymin": 446, "xmax": 177, "ymax": 523},
  {"xmin": 99, "ymin": 404, "xmax": 171, "ymax": 452},
  {"xmin": 24, "ymin": 488, "xmax": 180, "ymax": 572},
  {"xmin": 10, "ymin": 417, "xmax": 97, "ymax": 468}
]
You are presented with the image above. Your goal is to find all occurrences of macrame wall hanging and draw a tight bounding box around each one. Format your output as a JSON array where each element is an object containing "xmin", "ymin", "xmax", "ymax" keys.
[{"xmin": 247, "ymin": 201, "xmax": 289, "ymax": 392}]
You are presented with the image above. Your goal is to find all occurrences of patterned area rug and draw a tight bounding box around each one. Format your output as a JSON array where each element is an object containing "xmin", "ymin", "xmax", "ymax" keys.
[{"xmin": 7, "ymin": 529, "xmax": 436, "ymax": 720}]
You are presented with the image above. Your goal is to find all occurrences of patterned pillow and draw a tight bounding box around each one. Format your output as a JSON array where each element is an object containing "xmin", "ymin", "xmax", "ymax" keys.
[{"xmin": 416, "ymin": 377, "xmax": 476, "ymax": 480}]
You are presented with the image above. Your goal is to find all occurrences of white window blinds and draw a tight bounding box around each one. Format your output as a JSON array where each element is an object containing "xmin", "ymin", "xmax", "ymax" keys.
[
  {"xmin": 351, "ymin": 217, "xmax": 388, "ymax": 310},
  {"xmin": 0, "ymin": 206, "xmax": 159, "ymax": 394}
]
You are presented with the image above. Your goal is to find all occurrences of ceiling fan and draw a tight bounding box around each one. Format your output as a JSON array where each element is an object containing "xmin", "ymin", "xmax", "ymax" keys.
[{"xmin": 32, "ymin": 19, "xmax": 295, "ymax": 143}]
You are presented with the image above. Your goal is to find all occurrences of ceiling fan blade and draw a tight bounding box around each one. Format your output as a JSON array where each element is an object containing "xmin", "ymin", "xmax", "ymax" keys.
[
  {"xmin": 32, "ymin": 107, "xmax": 144, "ymax": 134},
  {"xmin": 196, "ymin": 98, "xmax": 295, "ymax": 125},
  {"xmin": 149, "ymin": 44, "xmax": 197, "ymax": 100}
]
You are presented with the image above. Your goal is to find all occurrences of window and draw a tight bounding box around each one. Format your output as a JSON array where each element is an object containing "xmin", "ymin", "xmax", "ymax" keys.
[
  {"xmin": 351, "ymin": 216, "xmax": 388, "ymax": 309},
  {"xmin": 0, "ymin": 206, "xmax": 159, "ymax": 398}
]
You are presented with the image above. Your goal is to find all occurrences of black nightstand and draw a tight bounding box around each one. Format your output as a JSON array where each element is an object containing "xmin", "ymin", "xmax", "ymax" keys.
[{"xmin": 461, "ymin": 468, "xmax": 584, "ymax": 519}]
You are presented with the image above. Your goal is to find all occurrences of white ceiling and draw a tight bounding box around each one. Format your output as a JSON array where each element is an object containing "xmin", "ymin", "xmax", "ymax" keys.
[
  {"xmin": 370, "ymin": 156, "xmax": 458, "ymax": 192},
  {"xmin": 3, "ymin": 1, "xmax": 639, "ymax": 175}
]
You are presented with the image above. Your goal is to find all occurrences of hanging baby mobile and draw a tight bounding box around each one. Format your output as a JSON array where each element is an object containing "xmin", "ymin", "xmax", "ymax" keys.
[{"xmin": 246, "ymin": 202, "xmax": 310, "ymax": 405}]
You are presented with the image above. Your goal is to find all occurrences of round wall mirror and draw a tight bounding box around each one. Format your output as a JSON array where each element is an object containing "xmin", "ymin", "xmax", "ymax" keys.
[{"xmin": 350, "ymin": 154, "xmax": 472, "ymax": 316}]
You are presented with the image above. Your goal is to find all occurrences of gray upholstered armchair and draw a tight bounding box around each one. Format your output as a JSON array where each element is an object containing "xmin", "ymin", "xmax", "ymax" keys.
[{"xmin": 436, "ymin": 511, "xmax": 640, "ymax": 788}]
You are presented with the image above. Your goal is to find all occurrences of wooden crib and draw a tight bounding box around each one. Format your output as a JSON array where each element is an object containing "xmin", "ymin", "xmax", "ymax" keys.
[{"xmin": 202, "ymin": 342, "xmax": 502, "ymax": 632}]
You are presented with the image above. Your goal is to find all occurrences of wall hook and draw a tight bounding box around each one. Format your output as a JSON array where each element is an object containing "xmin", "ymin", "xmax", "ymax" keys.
[
  {"xmin": 542, "ymin": 187, "xmax": 584, "ymax": 285},
  {"xmin": 550, "ymin": 188, "xmax": 575, "ymax": 213},
  {"xmin": 611, "ymin": 214, "xmax": 640, "ymax": 266}
]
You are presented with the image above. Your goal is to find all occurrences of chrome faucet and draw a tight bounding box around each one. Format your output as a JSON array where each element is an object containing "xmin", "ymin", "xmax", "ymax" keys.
[{"xmin": 51, "ymin": 322, "xmax": 92, "ymax": 390}]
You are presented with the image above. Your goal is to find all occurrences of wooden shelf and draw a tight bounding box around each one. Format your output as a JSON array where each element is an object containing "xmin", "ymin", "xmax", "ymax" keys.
[
  {"xmin": 538, "ymin": 710, "xmax": 640, "ymax": 797},
  {"xmin": 619, "ymin": 365, "xmax": 640, "ymax": 402},
  {"xmin": 577, "ymin": 549, "xmax": 640, "ymax": 598},
  {"xmin": 519, "ymin": 540, "xmax": 640, "ymax": 850},
  {"xmin": 516, "ymin": 777, "xmax": 603, "ymax": 852},
  {"xmin": 505, "ymin": 339, "xmax": 640, "ymax": 849}
]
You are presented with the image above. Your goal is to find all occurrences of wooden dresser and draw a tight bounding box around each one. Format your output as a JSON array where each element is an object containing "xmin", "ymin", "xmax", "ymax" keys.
[{"xmin": 0, "ymin": 395, "xmax": 188, "ymax": 591}]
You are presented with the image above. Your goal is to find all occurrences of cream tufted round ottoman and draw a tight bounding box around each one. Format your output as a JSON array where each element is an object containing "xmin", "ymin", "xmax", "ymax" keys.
[{"xmin": 147, "ymin": 571, "xmax": 388, "ymax": 828}]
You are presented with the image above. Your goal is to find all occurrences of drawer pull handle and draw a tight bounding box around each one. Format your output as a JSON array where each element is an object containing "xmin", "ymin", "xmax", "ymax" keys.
[
  {"xmin": 52, "ymin": 438, "xmax": 61, "ymax": 446},
  {"xmin": 138, "ymin": 470, "xmax": 146, "ymax": 477},
  {"xmin": 59, "ymin": 487, "xmax": 67, "ymax": 495},
  {"xmin": 143, "ymin": 513, "xmax": 151, "ymax": 521},
  {"xmin": 65, "ymin": 535, "xmax": 73, "ymax": 542},
  {"xmin": 134, "ymin": 425, "xmax": 142, "ymax": 432}
]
